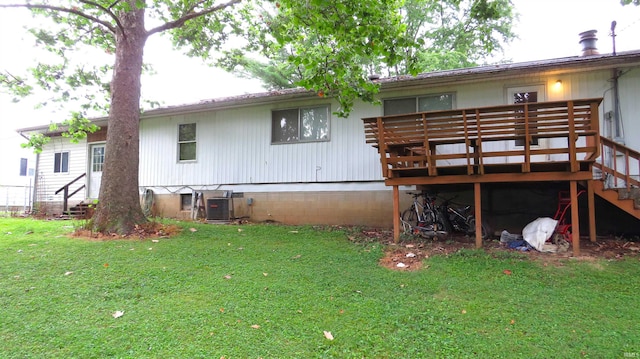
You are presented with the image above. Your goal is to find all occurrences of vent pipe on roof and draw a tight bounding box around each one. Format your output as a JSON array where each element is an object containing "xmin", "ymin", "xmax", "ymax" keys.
[{"xmin": 579, "ymin": 30, "xmax": 599, "ymax": 56}]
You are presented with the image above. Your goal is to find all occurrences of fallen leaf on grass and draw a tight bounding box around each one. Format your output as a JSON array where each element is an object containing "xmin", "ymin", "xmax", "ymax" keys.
[
  {"xmin": 461, "ymin": 309, "xmax": 467, "ymax": 314},
  {"xmin": 189, "ymin": 228, "xmax": 197, "ymax": 232},
  {"xmin": 291, "ymin": 254, "xmax": 302, "ymax": 260},
  {"xmin": 223, "ymin": 275, "xmax": 232, "ymax": 280},
  {"xmin": 263, "ymin": 272, "xmax": 268, "ymax": 276},
  {"xmin": 64, "ymin": 271, "xmax": 73, "ymax": 276},
  {"xmin": 251, "ymin": 324, "xmax": 260, "ymax": 329},
  {"xmin": 103, "ymin": 263, "xmax": 109, "ymax": 268},
  {"xmin": 112, "ymin": 311, "xmax": 124, "ymax": 318},
  {"xmin": 510, "ymin": 319, "xmax": 516, "ymax": 325},
  {"xmin": 323, "ymin": 331, "xmax": 334, "ymax": 340},
  {"xmin": 503, "ymin": 269, "xmax": 512, "ymax": 275}
]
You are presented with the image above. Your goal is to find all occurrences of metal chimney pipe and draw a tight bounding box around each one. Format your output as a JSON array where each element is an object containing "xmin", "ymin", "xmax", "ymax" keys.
[{"xmin": 579, "ymin": 30, "xmax": 599, "ymax": 56}]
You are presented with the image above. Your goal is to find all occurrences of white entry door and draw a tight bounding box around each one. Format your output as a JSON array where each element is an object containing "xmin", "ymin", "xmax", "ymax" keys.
[{"xmin": 89, "ymin": 144, "xmax": 105, "ymax": 199}]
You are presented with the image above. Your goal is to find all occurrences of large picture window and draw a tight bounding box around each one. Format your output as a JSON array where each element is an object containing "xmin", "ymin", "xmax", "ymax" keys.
[
  {"xmin": 178, "ymin": 123, "xmax": 197, "ymax": 161},
  {"xmin": 271, "ymin": 106, "xmax": 330, "ymax": 144},
  {"xmin": 383, "ymin": 93, "xmax": 454, "ymax": 115},
  {"xmin": 54, "ymin": 152, "xmax": 69, "ymax": 173}
]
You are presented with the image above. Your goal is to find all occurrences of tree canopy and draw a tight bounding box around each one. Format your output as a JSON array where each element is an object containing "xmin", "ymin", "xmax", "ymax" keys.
[{"xmin": 218, "ymin": 0, "xmax": 516, "ymax": 95}]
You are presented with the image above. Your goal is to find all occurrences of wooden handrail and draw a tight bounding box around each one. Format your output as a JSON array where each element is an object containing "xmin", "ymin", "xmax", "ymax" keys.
[
  {"xmin": 54, "ymin": 173, "xmax": 87, "ymax": 213},
  {"xmin": 595, "ymin": 137, "xmax": 640, "ymax": 190},
  {"xmin": 55, "ymin": 173, "xmax": 86, "ymax": 195}
]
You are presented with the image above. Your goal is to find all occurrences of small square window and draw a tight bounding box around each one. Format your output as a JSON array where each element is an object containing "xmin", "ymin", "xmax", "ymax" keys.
[{"xmin": 181, "ymin": 194, "xmax": 192, "ymax": 211}]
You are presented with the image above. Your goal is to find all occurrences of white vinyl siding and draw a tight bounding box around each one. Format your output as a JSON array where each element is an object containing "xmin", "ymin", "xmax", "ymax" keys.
[{"xmin": 139, "ymin": 100, "xmax": 382, "ymax": 187}]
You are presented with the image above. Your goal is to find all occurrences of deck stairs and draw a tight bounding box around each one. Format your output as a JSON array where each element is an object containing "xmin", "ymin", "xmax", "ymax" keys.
[{"xmin": 591, "ymin": 136, "xmax": 640, "ymax": 220}]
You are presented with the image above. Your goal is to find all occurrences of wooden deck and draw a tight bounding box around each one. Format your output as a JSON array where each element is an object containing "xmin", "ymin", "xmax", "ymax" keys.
[
  {"xmin": 362, "ymin": 98, "xmax": 605, "ymax": 255},
  {"xmin": 363, "ymin": 98, "xmax": 602, "ymax": 186}
]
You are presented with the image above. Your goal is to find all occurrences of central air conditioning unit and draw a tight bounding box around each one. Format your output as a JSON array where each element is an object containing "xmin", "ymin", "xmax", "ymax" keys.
[{"xmin": 206, "ymin": 198, "xmax": 233, "ymax": 221}]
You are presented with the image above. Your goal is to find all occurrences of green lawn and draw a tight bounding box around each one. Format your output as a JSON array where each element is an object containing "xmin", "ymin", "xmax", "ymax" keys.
[{"xmin": 1, "ymin": 217, "xmax": 638, "ymax": 358}]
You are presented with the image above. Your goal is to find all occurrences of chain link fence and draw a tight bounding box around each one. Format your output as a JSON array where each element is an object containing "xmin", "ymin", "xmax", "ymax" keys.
[{"xmin": 0, "ymin": 185, "xmax": 33, "ymax": 217}]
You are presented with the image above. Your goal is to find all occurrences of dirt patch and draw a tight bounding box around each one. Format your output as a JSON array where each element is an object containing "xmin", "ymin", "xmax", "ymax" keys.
[
  {"xmin": 70, "ymin": 221, "xmax": 181, "ymax": 240},
  {"xmin": 350, "ymin": 228, "xmax": 640, "ymax": 271}
]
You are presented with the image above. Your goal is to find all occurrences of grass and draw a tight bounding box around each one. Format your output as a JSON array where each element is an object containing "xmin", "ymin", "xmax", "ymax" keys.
[{"xmin": 0, "ymin": 218, "xmax": 639, "ymax": 358}]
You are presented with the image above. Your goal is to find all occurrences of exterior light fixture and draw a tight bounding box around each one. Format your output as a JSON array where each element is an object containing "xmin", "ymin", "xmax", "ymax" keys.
[{"xmin": 554, "ymin": 80, "xmax": 563, "ymax": 90}]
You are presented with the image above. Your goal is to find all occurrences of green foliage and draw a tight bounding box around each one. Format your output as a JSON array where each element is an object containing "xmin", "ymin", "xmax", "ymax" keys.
[
  {"xmin": 0, "ymin": 218, "xmax": 639, "ymax": 358},
  {"xmin": 210, "ymin": 0, "xmax": 412, "ymax": 116},
  {"xmin": 218, "ymin": 0, "xmax": 517, "ymax": 107},
  {"xmin": 20, "ymin": 132, "xmax": 50, "ymax": 154},
  {"xmin": 0, "ymin": 71, "xmax": 33, "ymax": 100}
]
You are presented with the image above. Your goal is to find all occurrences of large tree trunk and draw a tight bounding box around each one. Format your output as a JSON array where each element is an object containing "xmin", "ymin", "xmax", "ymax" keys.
[{"xmin": 92, "ymin": 4, "xmax": 148, "ymax": 235}]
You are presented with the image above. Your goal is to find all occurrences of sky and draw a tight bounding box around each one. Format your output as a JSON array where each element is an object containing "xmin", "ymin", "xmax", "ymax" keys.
[{"xmin": 1, "ymin": 0, "xmax": 639, "ymax": 181}]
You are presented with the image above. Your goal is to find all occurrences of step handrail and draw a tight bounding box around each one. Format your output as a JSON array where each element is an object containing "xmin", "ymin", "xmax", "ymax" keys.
[
  {"xmin": 54, "ymin": 173, "xmax": 87, "ymax": 213},
  {"xmin": 595, "ymin": 137, "xmax": 640, "ymax": 190}
]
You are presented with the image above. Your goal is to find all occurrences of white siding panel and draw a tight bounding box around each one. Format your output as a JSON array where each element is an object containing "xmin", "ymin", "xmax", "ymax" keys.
[
  {"xmin": 618, "ymin": 67, "xmax": 640, "ymax": 152},
  {"xmin": 140, "ymin": 100, "xmax": 384, "ymax": 187}
]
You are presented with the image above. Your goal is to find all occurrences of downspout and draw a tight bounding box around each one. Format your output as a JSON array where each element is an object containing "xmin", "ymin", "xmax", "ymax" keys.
[
  {"xmin": 19, "ymin": 131, "xmax": 39, "ymax": 214},
  {"xmin": 612, "ymin": 68, "xmax": 624, "ymax": 144}
]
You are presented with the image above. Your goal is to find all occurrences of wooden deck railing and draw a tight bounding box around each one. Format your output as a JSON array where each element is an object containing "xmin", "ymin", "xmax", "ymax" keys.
[
  {"xmin": 595, "ymin": 137, "xmax": 640, "ymax": 190},
  {"xmin": 363, "ymin": 98, "xmax": 602, "ymax": 180}
]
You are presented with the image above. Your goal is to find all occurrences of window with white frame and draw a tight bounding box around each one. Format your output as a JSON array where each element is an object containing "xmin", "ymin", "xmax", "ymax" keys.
[
  {"xmin": 383, "ymin": 93, "xmax": 454, "ymax": 115},
  {"xmin": 178, "ymin": 123, "xmax": 197, "ymax": 161},
  {"xmin": 54, "ymin": 152, "xmax": 69, "ymax": 173},
  {"xmin": 271, "ymin": 105, "xmax": 330, "ymax": 144}
]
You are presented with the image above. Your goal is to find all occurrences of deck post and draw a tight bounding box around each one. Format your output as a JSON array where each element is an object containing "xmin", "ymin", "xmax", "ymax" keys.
[
  {"xmin": 587, "ymin": 180, "xmax": 597, "ymax": 242},
  {"xmin": 393, "ymin": 185, "xmax": 400, "ymax": 243},
  {"xmin": 474, "ymin": 182, "xmax": 482, "ymax": 248},
  {"xmin": 570, "ymin": 180, "xmax": 580, "ymax": 256}
]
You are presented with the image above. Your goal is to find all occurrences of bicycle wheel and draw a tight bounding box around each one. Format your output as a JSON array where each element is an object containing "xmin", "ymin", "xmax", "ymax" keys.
[
  {"xmin": 467, "ymin": 218, "xmax": 492, "ymax": 239},
  {"xmin": 401, "ymin": 208, "xmax": 418, "ymax": 227}
]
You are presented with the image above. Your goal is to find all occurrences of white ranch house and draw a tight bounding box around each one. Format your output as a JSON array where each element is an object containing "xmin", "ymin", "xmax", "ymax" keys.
[{"xmin": 18, "ymin": 47, "xmax": 640, "ymax": 240}]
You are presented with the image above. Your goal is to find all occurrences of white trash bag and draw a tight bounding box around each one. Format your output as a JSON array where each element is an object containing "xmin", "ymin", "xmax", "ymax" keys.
[{"xmin": 522, "ymin": 217, "xmax": 558, "ymax": 252}]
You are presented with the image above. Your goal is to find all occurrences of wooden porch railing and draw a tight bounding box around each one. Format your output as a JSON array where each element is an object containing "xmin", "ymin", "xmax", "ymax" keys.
[
  {"xmin": 54, "ymin": 173, "xmax": 86, "ymax": 213},
  {"xmin": 363, "ymin": 98, "xmax": 602, "ymax": 180},
  {"xmin": 595, "ymin": 137, "xmax": 640, "ymax": 190}
]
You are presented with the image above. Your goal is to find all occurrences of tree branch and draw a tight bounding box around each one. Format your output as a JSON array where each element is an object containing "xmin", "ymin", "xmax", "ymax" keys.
[
  {"xmin": 78, "ymin": 0, "xmax": 125, "ymax": 34},
  {"xmin": 146, "ymin": 0, "xmax": 242, "ymax": 37},
  {"xmin": 0, "ymin": 3, "xmax": 117, "ymax": 34}
]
